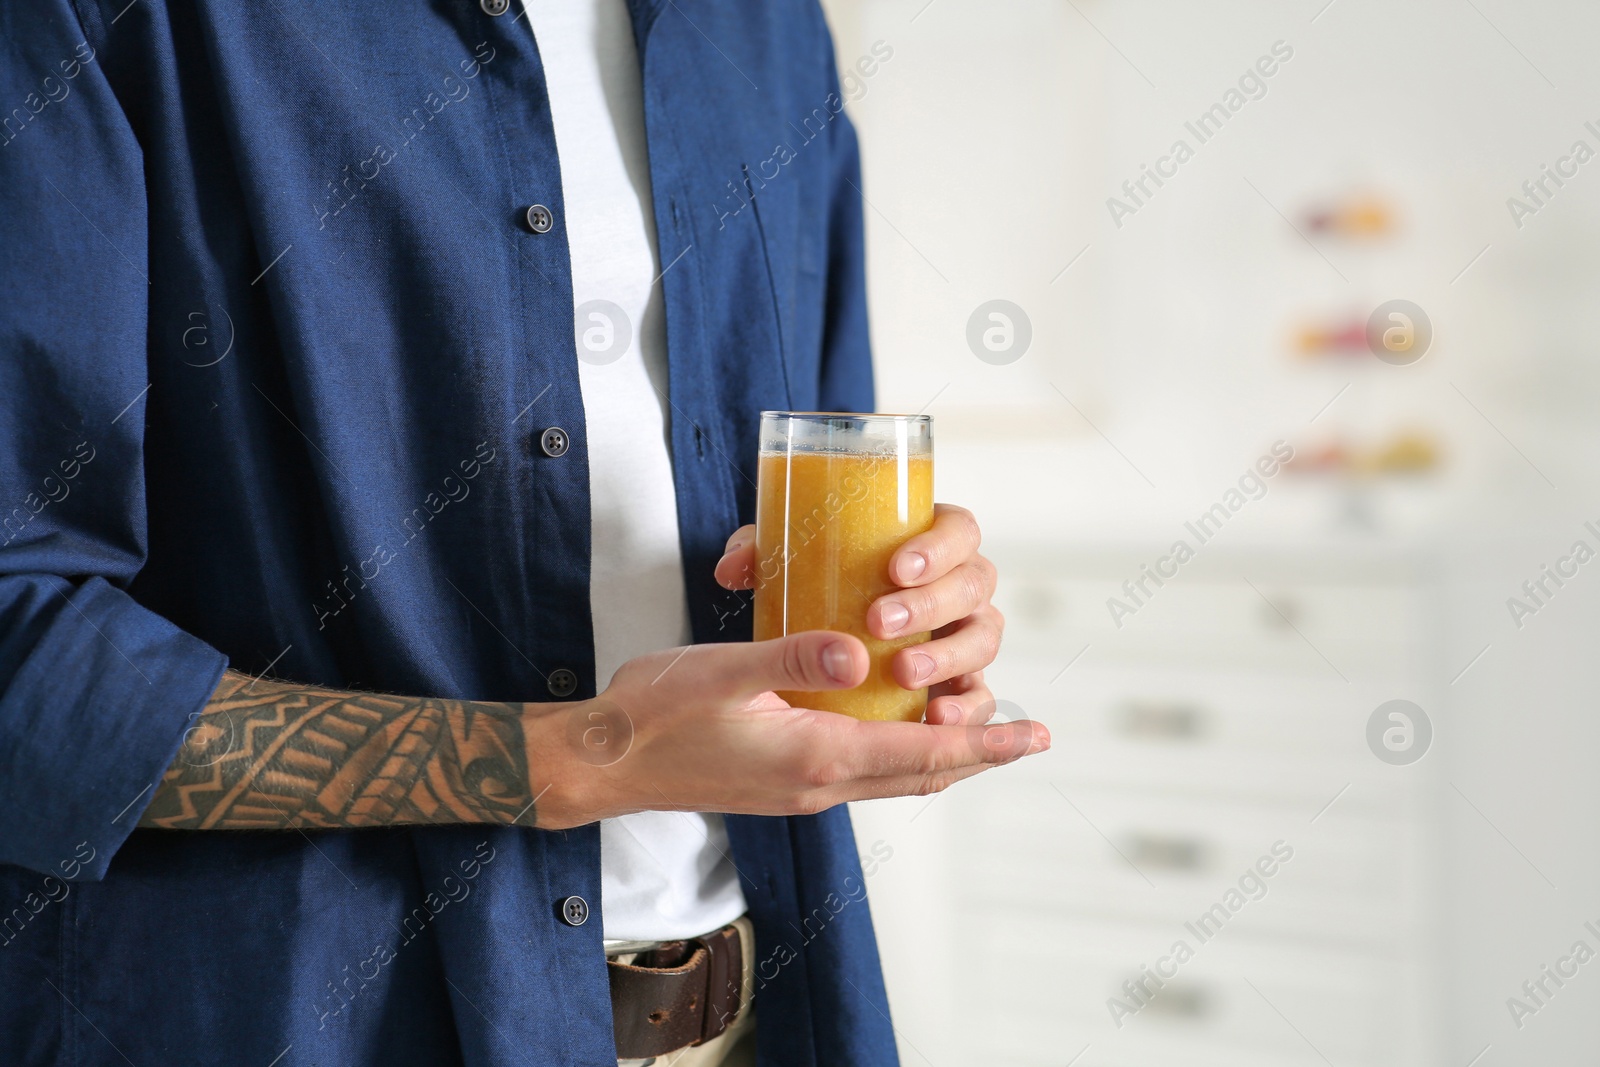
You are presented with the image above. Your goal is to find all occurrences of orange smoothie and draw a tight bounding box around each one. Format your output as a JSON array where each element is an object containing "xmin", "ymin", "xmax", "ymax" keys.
[{"xmin": 751, "ymin": 449, "xmax": 935, "ymax": 721}]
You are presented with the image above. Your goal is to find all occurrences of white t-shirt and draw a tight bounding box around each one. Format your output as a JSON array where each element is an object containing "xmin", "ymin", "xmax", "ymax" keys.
[{"xmin": 523, "ymin": 0, "xmax": 748, "ymax": 942}]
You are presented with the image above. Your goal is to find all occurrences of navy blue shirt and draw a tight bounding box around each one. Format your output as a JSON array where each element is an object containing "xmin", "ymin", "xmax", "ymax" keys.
[{"xmin": 0, "ymin": 1, "xmax": 898, "ymax": 1063}]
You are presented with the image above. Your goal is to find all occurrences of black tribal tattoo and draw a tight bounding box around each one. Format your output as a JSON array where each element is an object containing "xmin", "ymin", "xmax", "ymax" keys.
[{"xmin": 140, "ymin": 670, "xmax": 538, "ymax": 830}]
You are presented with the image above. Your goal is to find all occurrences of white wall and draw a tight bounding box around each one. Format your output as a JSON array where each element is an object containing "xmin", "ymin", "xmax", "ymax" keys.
[{"xmin": 824, "ymin": 1, "xmax": 1600, "ymax": 1063}]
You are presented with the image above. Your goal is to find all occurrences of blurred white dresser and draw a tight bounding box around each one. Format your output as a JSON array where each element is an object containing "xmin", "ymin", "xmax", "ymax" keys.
[{"xmin": 856, "ymin": 537, "xmax": 1444, "ymax": 1067}]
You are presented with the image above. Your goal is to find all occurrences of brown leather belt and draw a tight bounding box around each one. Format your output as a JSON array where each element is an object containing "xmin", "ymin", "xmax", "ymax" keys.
[{"xmin": 608, "ymin": 921, "xmax": 744, "ymax": 1060}]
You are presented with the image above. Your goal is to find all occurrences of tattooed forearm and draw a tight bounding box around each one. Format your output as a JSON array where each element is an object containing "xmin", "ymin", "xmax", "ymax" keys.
[{"xmin": 140, "ymin": 670, "xmax": 539, "ymax": 830}]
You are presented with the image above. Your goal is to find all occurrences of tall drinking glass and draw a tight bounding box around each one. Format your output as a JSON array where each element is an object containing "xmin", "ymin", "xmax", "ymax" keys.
[{"xmin": 751, "ymin": 412, "xmax": 935, "ymax": 722}]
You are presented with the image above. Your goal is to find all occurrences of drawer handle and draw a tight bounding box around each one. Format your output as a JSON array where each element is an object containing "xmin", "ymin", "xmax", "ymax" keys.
[
  {"xmin": 1258, "ymin": 594, "xmax": 1302, "ymax": 630},
  {"xmin": 1124, "ymin": 833, "xmax": 1208, "ymax": 872},
  {"xmin": 1141, "ymin": 981, "xmax": 1210, "ymax": 1019},
  {"xmin": 1114, "ymin": 701, "xmax": 1206, "ymax": 740}
]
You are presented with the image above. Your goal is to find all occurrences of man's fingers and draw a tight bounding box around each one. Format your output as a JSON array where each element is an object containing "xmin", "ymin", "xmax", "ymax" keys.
[
  {"xmin": 890, "ymin": 607, "xmax": 1003, "ymax": 689},
  {"xmin": 888, "ymin": 503, "xmax": 982, "ymax": 586},
  {"xmin": 722, "ymin": 524, "xmax": 756, "ymax": 556},
  {"xmin": 823, "ymin": 716, "xmax": 1049, "ymax": 782},
  {"xmin": 929, "ymin": 670, "xmax": 986, "ymax": 699},
  {"xmin": 714, "ymin": 524, "xmax": 758, "ymax": 590},
  {"xmin": 869, "ymin": 557, "xmax": 997, "ymax": 640},
  {"xmin": 805, "ymin": 718, "xmax": 1048, "ymax": 807},
  {"xmin": 697, "ymin": 631, "xmax": 871, "ymax": 702},
  {"xmin": 816, "ymin": 762, "xmax": 996, "ymax": 808},
  {"xmin": 924, "ymin": 676, "xmax": 994, "ymax": 726}
]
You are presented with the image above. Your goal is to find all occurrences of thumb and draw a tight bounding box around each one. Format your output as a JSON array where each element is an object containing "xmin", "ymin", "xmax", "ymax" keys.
[{"xmin": 698, "ymin": 631, "xmax": 869, "ymax": 703}]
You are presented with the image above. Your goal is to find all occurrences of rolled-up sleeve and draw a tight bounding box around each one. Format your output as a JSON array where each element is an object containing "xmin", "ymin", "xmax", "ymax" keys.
[{"xmin": 0, "ymin": 0, "xmax": 228, "ymax": 879}]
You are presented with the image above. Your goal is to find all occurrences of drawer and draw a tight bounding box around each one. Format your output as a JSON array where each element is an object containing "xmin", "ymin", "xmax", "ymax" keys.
[
  {"xmin": 937, "ymin": 777, "xmax": 1429, "ymax": 943},
  {"xmin": 947, "ymin": 913, "xmax": 1418, "ymax": 1066},
  {"xmin": 996, "ymin": 666, "xmax": 1396, "ymax": 758},
  {"xmin": 993, "ymin": 572, "xmax": 1426, "ymax": 677},
  {"xmin": 972, "ymin": 652, "xmax": 1444, "ymax": 806}
]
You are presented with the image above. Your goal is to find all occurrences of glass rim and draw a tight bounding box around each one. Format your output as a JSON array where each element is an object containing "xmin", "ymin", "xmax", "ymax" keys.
[{"xmin": 759, "ymin": 410, "xmax": 932, "ymax": 423}]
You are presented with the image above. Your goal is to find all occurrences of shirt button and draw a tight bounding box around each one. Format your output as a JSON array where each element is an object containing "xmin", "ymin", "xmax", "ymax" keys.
[
  {"xmin": 540, "ymin": 426, "xmax": 569, "ymax": 458},
  {"xmin": 525, "ymin": 204, "xmax": 554, "ymax": 233},
  {"xmin": 480, "ymin": 0, "xmax": 509, "ymax": 15},
  {"xmin": 560, "ymin": 894, "xmax": 590, "ymax": 926},
  {"xmin": 547, "ymin": 668, "xmax": 577, "ymax": 697}
]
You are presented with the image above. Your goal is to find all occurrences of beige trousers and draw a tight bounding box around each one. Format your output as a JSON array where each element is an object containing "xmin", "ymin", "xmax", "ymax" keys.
[{"xmin": 616, "ymin": 915, "xmax": 757, "ymax": 1067}]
